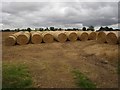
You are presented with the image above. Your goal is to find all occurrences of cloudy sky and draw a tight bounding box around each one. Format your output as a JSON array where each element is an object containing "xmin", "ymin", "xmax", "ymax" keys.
[{"xmin": 1, "ymin": 0, "xmax": 119, "ymax": 30}]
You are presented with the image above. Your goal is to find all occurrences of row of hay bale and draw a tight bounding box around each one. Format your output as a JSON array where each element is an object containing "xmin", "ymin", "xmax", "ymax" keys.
[
  {"xmin": 5, "ymin": 31, "xmax": 30, "ymax": 46},
  {"xmin": 5, "ymin": 31, "xmax": 120, "ymax": 46},
  {"xmin": 97, "ymin": 31, "xmax": 119, "ymax": 44}
]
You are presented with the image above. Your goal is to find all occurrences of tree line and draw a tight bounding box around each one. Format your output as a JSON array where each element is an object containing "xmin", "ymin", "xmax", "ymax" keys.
[{"xmin": 1, "ymin": 26, "xmax": 119, "ymax": 32}]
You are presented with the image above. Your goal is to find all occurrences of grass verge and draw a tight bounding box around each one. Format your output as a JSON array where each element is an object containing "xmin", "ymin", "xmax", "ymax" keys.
[
  {"xmin": 2, "ymin": 63, "xmax": 32, "ymax": 88},
  {"xmin": 72, "ymin": 69, "xmax": 96, "ymax": 89}
]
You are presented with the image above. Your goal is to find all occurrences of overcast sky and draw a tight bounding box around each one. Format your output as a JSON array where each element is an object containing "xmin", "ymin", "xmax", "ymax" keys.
[{"xmin": 1, "ymin": 0, "xmax": 119, "ymax": 30}]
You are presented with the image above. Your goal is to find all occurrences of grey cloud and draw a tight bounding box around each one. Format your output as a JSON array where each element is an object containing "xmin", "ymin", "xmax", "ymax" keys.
[
  {"xmin": 2, "ymin": 2, "xmax": 118, "ymax": 29},
  {"xmin": 2, "ymin": 2, "xmax": 50, "ymax": 16}
]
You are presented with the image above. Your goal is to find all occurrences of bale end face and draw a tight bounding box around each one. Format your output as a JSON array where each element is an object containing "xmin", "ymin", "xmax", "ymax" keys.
[
  {"xmin": 5, "ymin": 36, "xmax": 16, "ymax": 46},
  {"xmin": 106, "ymin": 32, "xmax": 118, "ymax": 44},
  {"xmin": 17, "ymin": 35, "xmax": 29, "ymax": 45},
  {"xmin": 97, "ymin": 32, "xmax": 106, "ymax": 43},
  {"xmin": 31, "ymin": 34, "xmax": 42, "ymax": 44},
  {"xmin": 88, "ymin": 32, "xmax": 97, "ymax": 40},
  {"xmin": 68, "ymin": 32, "xmax": 78, "ymax": 41},
  {"xmin": 79, "ymin": 32, "xmax": 88, "ymax": 41},
  {"xmin": 43, "ymin": 34, "xmax": 54, "ymax": 43},
  {"xmin": 58, "ymin": 33, "xmax": 67, "ymax": 42}
]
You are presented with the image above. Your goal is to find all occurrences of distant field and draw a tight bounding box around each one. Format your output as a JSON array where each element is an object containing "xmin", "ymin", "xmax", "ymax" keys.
[{"xmin": 2, "ymin": 32, "xmax": 118, "ymax": 88}]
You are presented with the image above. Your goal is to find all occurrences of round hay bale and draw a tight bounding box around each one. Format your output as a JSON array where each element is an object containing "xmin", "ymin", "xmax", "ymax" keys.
[
  {"xmin": 11, "ymin": 31, "xmax": 23, "ymax": 38},
  {"xmin": 17, "ymin": 32, "xmax": 30, "ymax": 45},
  {"xmin": 65, "ymin": 31, "xmax": 78, "ymax": 41},
  {"xmin": 97, "ymin": 31, "xmax": 106, "ymax": 43},
  {"xmin": 53, "ymin": 31, "xmax": 67, "ymax": 42},
  {"xmin": 5, "ymin": 36, "xmax": 16, "ymax": 46},
  {"xmin": 30, "ymin": 31, "xmax": 36, "ymax": 36},
  {"xmin": 77, "ymin": 31, "xmax": 88, "ymax": 41},
  {"xmin": 31, "ymin": 31, "xmax": 43, "ymax": 44},
  {"xmin": 88, "ymin": 31, "xmax": 97, "ymax": 40},
  {"xmin": 106, "ymin": 32, "xmax": 118, "ymax": 44},
  {"xmin": 42, "ymin": 32, "xmax": 54, "ymax": 43},
  {"xmin": 30, "ymin": 31, "xmax": 35, "ymax": 33},
  {"xmin": 24, "ymin": 31, "xmax": 30, "ymax": 36}
]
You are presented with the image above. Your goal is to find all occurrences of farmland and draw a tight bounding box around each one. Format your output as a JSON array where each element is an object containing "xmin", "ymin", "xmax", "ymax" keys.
[{"xmin": 2, "ymin": 31, "xmax": 119, "ymax": 88}]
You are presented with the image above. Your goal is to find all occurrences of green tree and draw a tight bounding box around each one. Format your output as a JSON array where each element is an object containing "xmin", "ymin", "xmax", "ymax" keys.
[
  {"xmin": 87, "ymin": 26, "xmax": 94, "ymax": 31},
  {"xmin": 82, "ymin": 27, "xmax": 86, "ymax": 31},
  {"xmin": 39, "ymin": 28, "xmax": 44, "ymax": 31},
  {"xmin": 59, "ymin": 28, "xmax": 62, "ymax": 31},
  {"xmin": 27, "ymin": 28, "xmax": 31, "ymax": 32},
  {"xmin": 45, "ymin": 27, "xmax": 49, "ymax": 31},
  {"xmin": 109, "ymin": 28, "xmax": 113, "ymax": 31},
  {"xmin": 105, "ymin": 26, "xmax": 109, "ymax": 31},
  {"xmin": 99, "ymin": 27, "xmax": 104, "ymax": 31},
  {"xmin": 50, "ymin": 27, "xmax": 54, "ymax": 31}
]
